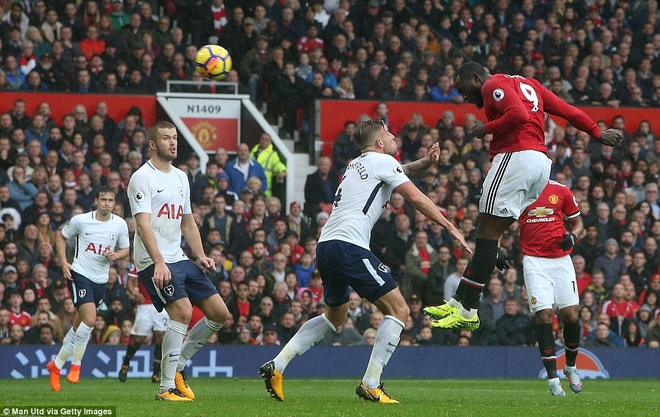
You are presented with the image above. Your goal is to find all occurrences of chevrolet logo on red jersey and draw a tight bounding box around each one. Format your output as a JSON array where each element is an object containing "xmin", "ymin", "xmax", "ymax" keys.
[{"xmin": 527, "ymin": 207, "xmax": 555, "ymax": 217}]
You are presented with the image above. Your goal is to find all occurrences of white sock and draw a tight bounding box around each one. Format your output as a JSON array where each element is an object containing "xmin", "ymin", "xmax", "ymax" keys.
[
  {"xmin": 54, "ymin": 328, "xmax": 76, "ymax": 369},
  {"xmin": 176, "ymin": 318, "xmax": 223, "ymax": 372},
  {"xmin": 160, "ymin": 320, "xmax": 187, "ymax": 391},
  {"xmin": 448, "ymin": 298, "xmax": 461, "ymax": 308},
  {"xmin": 273, "ymin": 314, "xmax": 334, "ymax": 373},
  {"xmin": 363, "ymin": 315, "xmax": 404, "ymax": 389},
  {"xmin": 72, "ymin": 323, "xmax": 93, "ymax": 366},
  {"xmin": 459, "ymin": 306, "xmax": 478, "ymax": 319}
]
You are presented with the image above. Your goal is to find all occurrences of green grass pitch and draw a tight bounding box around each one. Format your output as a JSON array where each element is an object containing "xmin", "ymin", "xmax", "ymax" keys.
[{"xmin": 1, "ymin": 378, "xmax": 658, "ymax": 417}]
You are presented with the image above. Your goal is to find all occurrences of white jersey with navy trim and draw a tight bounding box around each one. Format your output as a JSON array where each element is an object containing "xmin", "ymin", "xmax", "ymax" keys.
[
  {"xmin": 319, "ymin": 152, "xmax": 409, "ymax": 250},
  {"xmin": 61, "ymin": 211, "xmax": 130, "ymax": 284},
  {"xmin": 128, "ymin": 161, "xmax": 192, "ymax": 272}
]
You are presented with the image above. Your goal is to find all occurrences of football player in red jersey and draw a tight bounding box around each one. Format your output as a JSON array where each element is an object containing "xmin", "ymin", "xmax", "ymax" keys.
[
  {"xmin": 425, "ymin": 62, "xmax": 623, "ymax": 330},
  {"xmin": 519, "ymin": 180, "xmax": 584, "ymax": 396}
]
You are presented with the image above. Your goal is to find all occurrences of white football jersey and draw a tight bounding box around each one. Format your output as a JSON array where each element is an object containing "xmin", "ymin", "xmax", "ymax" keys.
[
  {"xmin": 319, "ymin": 152, "xmax": 409, "ymax": 249},
  {"xmin": 128, "ymin": 161, "xmax": 192, "ymax": 272},
  {"xmin": 61, "ymin": 211, "xmax": 130, "ymax": 284}
]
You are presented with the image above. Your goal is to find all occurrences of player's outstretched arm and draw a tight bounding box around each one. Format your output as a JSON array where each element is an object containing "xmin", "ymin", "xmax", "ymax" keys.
[
  {"xmin": 181, "ymin": 213, "xmax": 216, "ymax": 272},
  {"xmin": 542, "ymin": 87, "xmax": 622, "ymax": 147},
  {"xmin": 402, "ymin": 142, "xmax": 440, "ymax": 177},
  {"xmin": 395, "ymin": 182, "xmax": 472, "ymax": 253},
  {"xmin": 135, "ymin": 212, "xmax": 171, "ymax": 288}
]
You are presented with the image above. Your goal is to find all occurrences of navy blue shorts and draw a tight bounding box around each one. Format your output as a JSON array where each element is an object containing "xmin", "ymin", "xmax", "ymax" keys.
[
  {"xmin": 316, "ymin": 240, "xmax": 397, "ymax": 307},
  {"xmin": 68, "ymin": 271, "xmax": 106, "ymax": 308},
  {"xmin": 138, "ymin": 259, "xmax": 218, "ymax": 312}
]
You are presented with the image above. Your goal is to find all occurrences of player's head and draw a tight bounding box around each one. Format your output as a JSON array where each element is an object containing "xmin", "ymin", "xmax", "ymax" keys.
[
  {"xmin": 147, "ymin": 121, "xmax": 177, "ymax": 162},
  {"xmin": 355, "ymin": 119, "xmax": 396, "ymax": 155},
  {"xmin": 454, "ymin": 62, "xmax": 489, "ymax": 108},
  {"xmin": 94, "ymin": 185, "xmax": 116, "ymax": 215}
]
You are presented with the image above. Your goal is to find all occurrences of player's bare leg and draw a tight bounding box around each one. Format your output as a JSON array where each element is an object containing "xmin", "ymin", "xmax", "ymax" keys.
[
  {"xmin": 428, "ymin": 214, "xmax": 514, "ymax": 328},
  {"xmin": 261, "ymin": 303, "xmax": 345, "ymax": 401},
  {"xmin": 559, "ymin": 305, "xmax": 582, "ymax": 393},
  {"xmin": 356, "ymin": 288, "xmax": 409, "ymax": 404},
  {"xmin": 158, "ymin": 298, "xmax": 193, "ymax": 401},
  {"xmin": 174, "ymin": 294, "xmax": 228, "ymax": 400}
]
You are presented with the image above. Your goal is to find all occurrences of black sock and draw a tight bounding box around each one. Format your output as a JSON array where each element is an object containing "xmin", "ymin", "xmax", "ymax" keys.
[
  {"xmin": 459, "ymin": 280, "xmax": 483, "ymax": 310},
  {"xmin": 122, "ymin": 342, "xmax": 141, "ymax": 366},
  {"xmin": 563, "ymin": 321, "xmax": 580, "ymax": 367},
  {"xmin": 536, "ymin": 322, "xmax": 557, "ymax": 379},
  {"xmin": 456, "ymin": 238, "xmax": 498, "ymax": 310},
  {"xmin": 153, "ymin": 343, "xmax": 162, "ymax": 375}
]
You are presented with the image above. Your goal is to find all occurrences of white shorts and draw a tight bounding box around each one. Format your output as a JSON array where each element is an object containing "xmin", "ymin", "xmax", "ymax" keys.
[
  {"xmin": 131, "ymin": 304, "xmax": 170, "ymax": 336},
  {"xmin": 479, "ymin": 150, "xmax": 551, "ymax": 218},
  {"xmin": 523, "ymin": 254, "xmax": 579, "ymax": 313}
]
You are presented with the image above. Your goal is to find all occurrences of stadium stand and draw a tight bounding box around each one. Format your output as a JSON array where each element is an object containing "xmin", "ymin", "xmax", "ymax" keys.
[{"xmin": 0, "ymin": 0, "xmax": 659, "ymax": 352}]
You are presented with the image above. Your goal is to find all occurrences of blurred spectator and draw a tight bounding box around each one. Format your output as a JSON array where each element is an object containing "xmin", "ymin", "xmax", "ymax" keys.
[
  {"xmin": 225, "ymin": 143, "xmax": 267, "ymax": 196},
  {"xmin": 318, "ymin": 316, "xmax": 366, "ymax": 346},
  {"xmin": 594, "ymin": 239, "xmax": 628, "ymax": 291},
  {"xmin": 426, "ymin": 245, "xmax": 455, "ymax": 306},
  {"xmin": 584, "ymin": 322, "xmax": 624, "ymax": 348},
  {"xmin": 473, "ymin": 276, "xmax": 505, "ymax": 346},
  {"xmin": 495, "ymin": 297, "xmax": 534, "ymax": 346},
  {"xmin": 304, "ymin": 156, "xmax": 338, "ymax": 225},
  {"xmin": 401, "ymin": 230, "xmax": 436, "ymax": 301},
  {"xmin": 250, "ymin": 133, "xmax": 286, "ymax": 198}
]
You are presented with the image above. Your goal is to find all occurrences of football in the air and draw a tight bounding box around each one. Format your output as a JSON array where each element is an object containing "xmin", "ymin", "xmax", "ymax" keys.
[{"xmin": 195, "ymin": 44, "xmax": 232, "ymax": 81}]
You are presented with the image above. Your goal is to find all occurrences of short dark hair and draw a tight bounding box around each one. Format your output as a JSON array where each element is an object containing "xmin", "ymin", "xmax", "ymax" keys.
[
  {"xmin": 355, "ymin": 119, "xmax": 386, "ymax": 149},
  {"xmin": 455, "ymin": 62, "xmax": 487, "ymax": 84},
  {"xmin": 40, "ymin": 323, "xmax": 54, "ymax": 333},
  {"xmin": 95, "ymin": 185, "xmax": 115, "ymax": 199}
]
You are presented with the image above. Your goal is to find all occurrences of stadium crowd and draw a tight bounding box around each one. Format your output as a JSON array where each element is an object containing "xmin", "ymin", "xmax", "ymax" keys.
[{"xmin": 1, "ymin": 0, "xmax": 660, "ymax": 352}]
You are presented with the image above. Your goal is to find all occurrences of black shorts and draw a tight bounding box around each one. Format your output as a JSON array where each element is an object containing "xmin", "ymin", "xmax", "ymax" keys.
[
  {"xmin": 316, "ymin": 240, "xmax": 397, "ymax": 307},
  {"xmin": 138, "ymin": 259, "xmax": 218, "ymax": 312},
  {"xmin": 68, "ymin": 271, "xmax": 106, "ymax": 308}
]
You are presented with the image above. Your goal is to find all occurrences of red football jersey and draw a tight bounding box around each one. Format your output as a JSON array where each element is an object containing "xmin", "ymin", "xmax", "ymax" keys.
[
  {"xmin": 296, "ymin": 37, "xmax": 324, "ymax": 53},
  {"xmin": 601, "ymin": 299, "xmax": 637, "ymax": 320},
  {"xmin": 482, "ymin": 74, "xmax": 601, "ymax": 160},
  {"xmin": 128, "ymin": 266, "xmax": 152, "ymax": 305},
  {"xmin": 9, "ymin": 311, "xmax": 32, "ymax": 330},
  {"xmin": 519, "ymin": 180, "xmax": 580, "ymax": 258}
]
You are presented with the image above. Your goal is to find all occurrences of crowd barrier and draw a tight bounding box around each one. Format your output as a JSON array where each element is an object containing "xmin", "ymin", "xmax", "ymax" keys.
[{"xmin": 2, "ymin": 345, "xmax": 658, "ymax": 379}]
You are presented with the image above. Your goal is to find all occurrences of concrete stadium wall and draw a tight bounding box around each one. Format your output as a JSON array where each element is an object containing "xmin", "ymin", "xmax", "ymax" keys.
[{"xmin": 1, "ymin": 345, "xmax": 658, "ymax": 379}]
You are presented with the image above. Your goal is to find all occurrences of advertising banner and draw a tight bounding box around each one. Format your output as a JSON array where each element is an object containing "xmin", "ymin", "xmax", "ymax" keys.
[{"xmin": 1, "ymin": 345, "xmax": 658, "ymax": 379}]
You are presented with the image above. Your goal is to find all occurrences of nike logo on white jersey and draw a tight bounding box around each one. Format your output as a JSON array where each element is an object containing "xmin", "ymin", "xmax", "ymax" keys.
[{"xmin": 157, "ymin": 189, "xmax": 165, "ymax": 193}]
